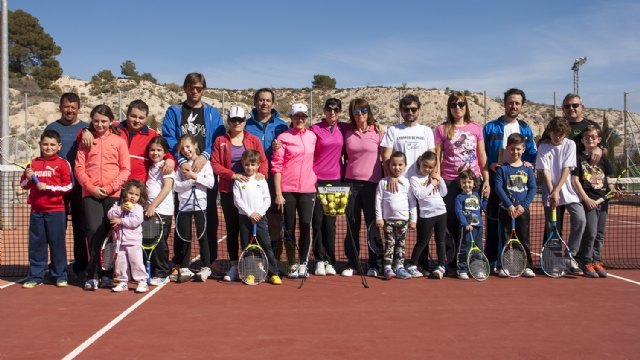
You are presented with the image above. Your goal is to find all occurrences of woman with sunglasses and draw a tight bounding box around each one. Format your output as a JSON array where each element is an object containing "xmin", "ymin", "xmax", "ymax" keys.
[
  {"xmin": 341, "ymin": 98, "xmax": 385, "ymax": 277},
  {"xmin": 272, "ymin": 103, "xmax": 318, "ymax": 279},
  {"xmin": 211, "ymin": 106, "xmax": 269, "ymax": 282},
  {"xmin": 308, "ymin": 98, "xmax": 347, "ymax": 276},
  {"xmin": 434, "ymin": 91, "xmax": 489, "ymax": 276}
]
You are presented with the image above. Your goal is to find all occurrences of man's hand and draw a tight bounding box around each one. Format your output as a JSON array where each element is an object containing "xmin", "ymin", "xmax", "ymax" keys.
[
  {"xmin": 82, "ymin": 130, "xmax": 94, "ymax": 149},
  {"xmin": 162, "ymin": 158, "xmax": 176, "ymax": 175},
  {"xmin": 191, "ymin": 154, "xmax": 208, "ymax": 173},
  {"xmin": 590, "ymin": 147, "xmax": 603, "ymax": 165}
]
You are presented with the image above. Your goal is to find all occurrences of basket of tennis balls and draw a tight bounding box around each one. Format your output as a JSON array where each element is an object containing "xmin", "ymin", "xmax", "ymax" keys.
[{"xmin": 316, "ymin": 184, "xmax": 351, "ymax": 216}]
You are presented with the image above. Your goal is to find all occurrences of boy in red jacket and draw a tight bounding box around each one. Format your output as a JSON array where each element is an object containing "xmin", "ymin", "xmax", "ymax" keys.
[{"xmin": 21, "ymin": 130, "xmax": 73, "ymax": 288}]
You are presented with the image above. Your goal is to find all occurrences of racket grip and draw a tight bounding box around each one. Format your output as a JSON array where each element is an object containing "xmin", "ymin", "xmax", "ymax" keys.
[
  {"xmin": 31, "ymin": 174, "xmax": 40, "ymax": 185},
  {"xmin": 595, "ymin": 197, "xmax": 605, "ymax": 205},
  {"xmin": 551, "ymin": 209, "xmax": 557, "ymax": 222}
]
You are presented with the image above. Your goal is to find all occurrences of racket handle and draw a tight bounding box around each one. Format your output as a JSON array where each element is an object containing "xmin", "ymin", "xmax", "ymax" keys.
[
  {"xmin": 146, "ymin": 261, "xmax": 151, "ymax": 284},
  {"xmin": 31, "ymin": 174, "xmax": 40, "ymax": 185},
  {"xmin": 511, "ymin": 217, "xmax": 516, "ymax": 230},
  {"xmin": 595, "ymin": 197, "xmax": 605, "ymax": 205},
  {"xmin": 551, "ymin": 208, "xmax": 557, "ymax": 222},
  {"xmin": 253, "ymin": 223, "xmax": 257, "ymax": 236}
]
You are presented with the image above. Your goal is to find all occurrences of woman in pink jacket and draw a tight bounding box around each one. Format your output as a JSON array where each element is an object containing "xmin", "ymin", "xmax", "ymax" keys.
[
  {"xmin": 75, "ymin": 104, "xmax": 131, "ymax": 290},
  {"xmin": 272, "ymin": 103, "xmax": 317, "ymax": 279}
]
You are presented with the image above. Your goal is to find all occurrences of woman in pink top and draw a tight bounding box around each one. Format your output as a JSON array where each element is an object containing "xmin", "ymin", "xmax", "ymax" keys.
[
  {"xmin": 75, "ymin": 104, "xmax": 131, "ymax": 290},
  {"xmin": 341, "ymin": 98, "xmax": 384, "ymax": 277},
  {"xmin": 272, "ymin": 103, "xmax": 317, "ymax": 279},
  {"xmin": 434, "ymin": 92, "xmax": 489, "ymax": 273}
]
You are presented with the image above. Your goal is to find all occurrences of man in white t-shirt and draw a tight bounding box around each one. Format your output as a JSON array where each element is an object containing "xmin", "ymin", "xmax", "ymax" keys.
[{"xmin": 381, "ymin": 94, "xmax": 435, "ymax": 192}]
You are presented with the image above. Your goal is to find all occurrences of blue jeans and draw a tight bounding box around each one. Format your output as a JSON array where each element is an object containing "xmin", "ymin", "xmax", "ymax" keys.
[
  {"xmin": 28, "ymin": 211, "xmax": 67, "ymax": 282},
  {"xmin": 239, "ymin": 215, "xmax": 279, "ymax": 275}
]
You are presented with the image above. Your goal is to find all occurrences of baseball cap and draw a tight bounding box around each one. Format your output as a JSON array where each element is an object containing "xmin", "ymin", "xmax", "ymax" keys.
[
  {"xmin": 290, "ymin": 103, "xmax": 309, "ymax": 116},
  {"xmin": 228, "ymin": 106, "xmax": 245, "ymax": 119}
]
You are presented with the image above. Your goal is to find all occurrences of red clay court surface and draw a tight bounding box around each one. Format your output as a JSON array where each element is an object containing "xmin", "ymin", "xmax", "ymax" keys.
[{"xmin": 1, "ymin": 271, "xmax": 640, "ymax": 360}]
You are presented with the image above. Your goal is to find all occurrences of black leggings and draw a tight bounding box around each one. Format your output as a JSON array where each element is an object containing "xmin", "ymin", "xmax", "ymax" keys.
[
  {"xmin": 174, "ymin": 210, "xmax": 209, "ymax": 268},
  {"xmin": 220, "ymin": 192, "xmax": 240, "ymax": 261},
  {"xmin": 312, "ymin": 180, "xmax": 338, "ymax": 264},
  {"xmin": 83, "ymin": 196, "xmax": 118, "ymax": 280},
  {"xmin": 411, "ymin": 213, "xmax": 447, "ymax": 268},
  {"xmin": 283, "ymin": 192, "xmax": 315, "ymax": 263}
]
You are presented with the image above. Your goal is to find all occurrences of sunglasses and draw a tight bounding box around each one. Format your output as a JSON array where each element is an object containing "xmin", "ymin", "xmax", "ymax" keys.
[
  {"xmin": 563, "ymin": 103, "xmax": 581, "ymax": 109},
  {"xmin": 325, "ymin": 107, "xmax": 341, "ymax": 113},
  {"xmin": 402, "ymin": 107, "xmax": 419, "ymax": 113},
  {"xmin": 448, "ymin": 102, "xmax": 466, "ymax": 109},
  {"xmin": 352, "ymin": 107, "xmax": 368, "ymax": 115},
  {"xmin": 229, "ymin": 118, "xmax": 245, "ymax": 123},
  {"xmin": 187, "ymin": 86, "xmax": 205, "ymax": 93}
]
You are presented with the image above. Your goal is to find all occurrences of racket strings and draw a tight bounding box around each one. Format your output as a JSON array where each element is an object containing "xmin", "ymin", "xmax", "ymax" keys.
[
  {"xmin": 541, "ymin": 239, "xmax": 566, "ymax": 277},
  {"xmin": 502, "ymin": 242, "xmax": 527, "ymax": 275},
  {"xmin": 468, "ymin": 250, "xmax": 490, "ymax": 280},
  {"xmin": 239, "ymin": 247, "xmax": 268, "ymax": 283},
  {"xmin": 0, "ymin": 137, "xmax": 32, "ymax": 165}
]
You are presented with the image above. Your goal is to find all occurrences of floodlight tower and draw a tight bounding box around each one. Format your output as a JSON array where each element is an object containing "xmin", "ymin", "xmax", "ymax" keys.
[{"xmin": 571, "ymin": 56, "xmax": 588, "ymax": 95}]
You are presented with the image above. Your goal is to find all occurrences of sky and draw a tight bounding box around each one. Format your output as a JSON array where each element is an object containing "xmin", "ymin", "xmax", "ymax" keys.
[{"xmin": 8, "ymin": 0, "xmax": 640, "ymax": 110}]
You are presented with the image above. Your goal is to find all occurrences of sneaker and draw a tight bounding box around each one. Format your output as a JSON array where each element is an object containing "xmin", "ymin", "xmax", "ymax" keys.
[
  {"xmin": 199, "ymin": 267, "xmax": 212, "ymax": 282},
  {"xmin": 457, "ymin": 271, "xmax": 469, "ymax": 280},
  {"xmin": 168, "ymin": 267, "xmax": 179, "ymax": 282},
  {"xmin": 406, "ymin": 265, "xmax": 423, "ymax": 278},
  {"xmin": 569, "ymin": 259, "xmax": 584, "ymax": 275},
  {"xmin": 56, "ymin": 280, "xmax": 68, "ymax": 287},
  {"xmin": 288, "ymin": 264, "xmax": 300, "ymax": 279},
  {"xmin": 83, "ymin": 279, "xmax": 98, "ymax": 291},
  {"xmin": 522, "ymin": 268, "xmax": 536, "ymax": 278},
  {"xmin": 298, "ymin": 264, "xmax": 309, "ymax": 278},
  {"xmin": 497, "ymin": 268, "xmax": 510, "ymax": 278},
  {"xmin": 178, "ymin": 268, "xmax": 194, "ymax": 282},
  {"xmin": 593, "ymin": 262, "xmax": 607, "ymax": 278},
  {"xmin": 341, "ymin": 267, "xmax": 354, "ymax": 277},
  {"xmin": 269, "ymin": 275, "xmax": 282, "ymax": 285},
  {"xmin": 420, "ymin": 268, "xmax": 431, "ymax": 277},
  {"xmin": 135, "ymin": 281, "xmax": 149, "ymax": 293},
  {"xmin": 112, "ymin": 282, "xmax": 128, "ymax": 292},
  {"xmin": 367, "ymin": 267, "xmax": 379, "ymax": 277},
  {"xmin": 99, "ymin": 275, "xmax": 114, "ymax": 288},
  {"xmin": 149, "ymin": 277, "xmax": 169, "ymax": 286},
  {"xmin": 315, "ymin": 261, "xmax": 326, "ymax": 276},
  {"xmin": 324, "ymin": 262, "xmax": 337, "ymax": 276},
  {"xmin": 223, "ymin": 265, "xmax": 239, "ymax": 282},
  {"xmin": 395, "ymin": 267, "xmax": 411, "ymax": 280},
  {"xmin": 245, "ymin": 275, "xmax": 256, "ymax": 285},
  {"xmin": 431, "ymin": 266, "xmax": 445, "ymax": 279},
  {"xmin": 383, "ymin": 267, "xmax": 396, "ymax": 280},
  {"xmin": 22, "ymin": 280, "xmax": 42, "ymax": 289},
  {"xmin": 583, "ymin": 263, "xmax": 598, "ymax": 278}
]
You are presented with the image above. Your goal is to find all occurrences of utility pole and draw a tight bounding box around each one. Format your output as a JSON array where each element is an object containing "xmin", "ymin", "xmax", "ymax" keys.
[{"xmin": 571, "ymin": 56, "xmax": 588, "ymax": 95}]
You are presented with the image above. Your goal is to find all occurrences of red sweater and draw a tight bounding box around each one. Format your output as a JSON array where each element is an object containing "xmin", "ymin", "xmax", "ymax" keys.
[
  {"xmin": 20, "ymin": 154, "xmax": 72, "ymax": 212},
  {"xmin": 210, "ymin": 131, "xmax": 268, "ymax": 193}
]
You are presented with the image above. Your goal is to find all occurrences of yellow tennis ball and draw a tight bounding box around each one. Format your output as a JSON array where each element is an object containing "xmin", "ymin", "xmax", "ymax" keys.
[
  {"xmin": 328, "ymin": 201, "xmax": 336, "ymax": 209},
  {"xmin": 124, "ymin": 202, "xmax": 134, "ymax": 210}
]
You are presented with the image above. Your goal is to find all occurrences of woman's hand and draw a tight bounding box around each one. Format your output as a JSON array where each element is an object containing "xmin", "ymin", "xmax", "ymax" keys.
[
  {"xmin": 232, "ymin": 173, "xmax": 249, "ymax": 182},
  {"xmin": 275, "ymin": 193, "xmax": 285, "ymax": 213}
]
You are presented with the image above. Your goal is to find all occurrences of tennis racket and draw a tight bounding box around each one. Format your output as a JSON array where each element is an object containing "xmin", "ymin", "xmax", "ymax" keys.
[
  {"xmin": 0, "ymin": 135, "xmax": 39, "ymax": 183},
  {"xmin": 175, "ymin": 186, "xmax": 207, "ymax": 242},
  {"xmin": 540, "ymin": 208, "xmax": 571, "ymax": 278},
  {"xmin": 366, "ymin": 222, "xmax": 384, "ymax": 256},
  {"xmin": 238, "ymin": 223, "xmax": 269, "ymax": 285},
  {"xmin": 595, "ymin": 169, "xmax": 627, "ymax": 204},
  {"xmin": 100, "ymin": 225, "xmax": 120, "ymax": 271},
  {"xmin": 141, "ymin": 212, "xmax": 164, "ymax": 284},
  {"xmin": 298, "ymin": 197, "xmax": 316, "ymax": 289},
  {"xmin": 501, "ymin": 217, "xmax": 527, "ymax": 278},
  {"xmin": 467, "ymin": 232, "xmax": 490, "ymax": 281}
]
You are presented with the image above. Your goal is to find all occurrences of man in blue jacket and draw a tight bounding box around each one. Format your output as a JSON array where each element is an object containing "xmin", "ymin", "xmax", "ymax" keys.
[{"xmin": 483, "ymin": 88, "xmax": 537, "ymax": 276}]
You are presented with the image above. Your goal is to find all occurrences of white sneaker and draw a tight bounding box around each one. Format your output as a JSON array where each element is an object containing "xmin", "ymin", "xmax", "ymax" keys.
[
  {"xmin": 431, "ymin": 266, "xmax": 445, "ymax": 279},
  {"xmin": 199, "ymin": 267, "xmax": 212, "ymax": 282},
  {"xmin": 223, "ymin": 265, "xmax": 238, "ymax": 282},
  {"xmin": 341, "ymin": 268, "xmax": 354, "ymax": 277},
  {"xmin": 457, "ymin": 271, "xmax": 469, "ymax": 280},
  {"xmin": 149, "ymin": 277, "xmax": 169, "ymax": 286},
  {"xmin": 112, "ymin": 282, "xmax": 128, "ymax": 292},
  {"xmin": 135, "ymin": 282, "xmax": 149, "ymax": 293},
  {"xmin": 179, "ymin": 268, "xmax": 194, "ymax": 282},
  {"xmin": 522, "ymin": 268, "xmax": 536, "ymax": 278},
  {"xmin": 298, "ymin": 264, "xmax": 309, "ymax": 278},
  {"xmin": 406, "ymin": 265, "xmax": 423, "ymax": 278},
  {"xmin": 315, "ymin": 261, "xmax": 326, "ymax": 276},
  {"xmin": 367, "ymin": 267, "xmax": 379, "ymax": 277},
  {"xmin": 324, "ymin": 262, "xmax": 337, "ymax": 276},
  {"xmin": 288, "ymin": 264, "xmax": 300, "ymax": 279},
  {"xmin": 498, "ymin": 268, "xmax": 510, "ymax": 278}
]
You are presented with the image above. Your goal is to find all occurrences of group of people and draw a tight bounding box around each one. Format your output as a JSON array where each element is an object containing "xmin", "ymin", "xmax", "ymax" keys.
[{"xmin": 20, "ymin": 72, "xmax": 616, "ymax": 292}]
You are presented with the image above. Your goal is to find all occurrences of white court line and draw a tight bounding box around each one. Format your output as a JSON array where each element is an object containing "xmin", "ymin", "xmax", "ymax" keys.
[
  {"xmin": 62, "ymin": 282, "xmax": 168, "ymax": 360},
  {"xmin": 218, "ymin": 235, "xmax": 227, "ymax": 243},
  {"xmin": 0, "ymin": 277, "xmax": 27, "ymax": 289},
  {"xmin": 606, "ymin": 272, "xmax": 640, "ymax": 286}
]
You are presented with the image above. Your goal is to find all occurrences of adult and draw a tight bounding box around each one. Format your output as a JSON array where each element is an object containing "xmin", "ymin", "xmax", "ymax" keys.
[
  {"xmin": 309, "ymin": 98, "xmax": 346, "ymax": 276},
  {"xmin": 272, "ymin": 103, "xmax": 317, "ymax": 278},
  {"xmin": 342, "ymin": 98, "xmax": 384, "ymax": 277},
  {"xmin": 434, "ymin": 91, "xmax": 489, "ymax": 275},
  {"xmin": 244, "ymin": 88, "xmax": 290, "ymax": 267},
  {"xmin": 44, "ymin": 93, "xmax": 88, "ymax": 282},
  {"xmin": 483, "ymin": 88, "xmax": 537, "ymax": 272},
  {"xmin": 162, "ymin": 73, "xmax": 225, "ymax": 269},
  {"xmin": 74, "ymin": 105, "xmax": 130, "ymax": 290},
  {"xmin": 210, "ymin": 106, "xmax": 269, "ymax": 282}
]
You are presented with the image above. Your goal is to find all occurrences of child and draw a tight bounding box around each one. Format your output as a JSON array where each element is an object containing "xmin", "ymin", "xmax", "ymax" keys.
[
  {"xmin": 173, "ymin": 134, "xmax": 216, "ymax": 282},
  {"xmin": 145, "ymin": 136, "xmax": 175, "ymax": 285},
  {"xmin": 375, "ymin": 151, "xmax": 417, "ymax": 280},
  {"xmin": 21, "ymin": 130, "xmax": 73, "ymax": 288},
  {"xmin": 536, "ymin": 116, "xmax": 586, "ymax": 275},
  {"xmin": 571, "ymin": 125, "xmax": 615, "ymax": 278},
  {"xmin": 108, "ymin": 180, "xmax": 148, "ymax": 293},
  {"xmin": 233, "ymin": 150, "xmax": 282, "ymax": 285},
  {"xmin": 408, "ymin": 150, "xmax": 448, "ymax": 279},
  {"xmin": 494, "ymin": 133, "xmax": 537, "ymax": 278},
  {"xmin": 454, "ymin": 169, "xmax": 488, "ymax": 280}
]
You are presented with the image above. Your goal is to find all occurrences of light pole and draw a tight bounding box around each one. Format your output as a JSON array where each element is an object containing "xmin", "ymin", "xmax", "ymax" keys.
[{"xmin": 571, "ymin": 56, "xmax": 588, "ymax": 95}]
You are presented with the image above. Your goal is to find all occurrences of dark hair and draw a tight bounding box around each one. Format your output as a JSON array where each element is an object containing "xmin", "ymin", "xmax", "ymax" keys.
[
  {"xmin": 348, "ymin": 98, "xmax": 377, "ymax": 131},
  {"xmin": 400, "ymin": 94, "xmax": 421, "ymax": 109},
  {"xmin": 562, "ymin": 93, "xmax": 582, "ymax": 107},
  {"xmin": 89, "ymin": 104, "xmax": 120, "ymax": 135},
  {"xmin": 418, "ymin": 150, "xmax": 438, "ymax": 164},
  {"xmin": 127, "ymin": 99, "xmax": 149, "ymax": 116},
  {"xmin": 41, "ymin": 129, "xmax": 61, "ymax": 143},
  {"xmin": 503, "ymin": 88, "xmax": 526, "ymax": 104},
  {"xmin": 390, "ymin": 151, "xmax": 407, "ymax": 164},
  {"xmin": 253, "ymin": 88, "xmax": 276, "ymax": 104},
  {"xmin": 458, "ymin": 168, "xmax": 477, "ymax": 187},
  {"xmin": 545, "ymin": 116, "xmax": 571, "ymax": 137},
  {"xmin": 178, "ymin": 133, "xmax": 199, "ymax": 155},
  {"xmin": 506, "ymin": 133, "xmax": 525, "ymax": 147},
  {"xmin": 445, "ymin": 91, "xmax": 471, "ymax": 139},
  {"xmin": 183, "ymin": 72, "xmax": 207, "ymax": 89},
  {"xmin": 582, "ymin": 124, "xmax": 601, "ymax": 137},
  {"xmin": 241, "ymin": 149, "xmax": 262, "ymax": 164},
  {"xmin": 122, "ymin": 179, "xmax": 148, "ymax": 205},
  {"xmin": 147, "ymin": 136, "xmax": 170, "ymax": 156},
  {"xmin": 60, "ymin": 93, "xmax": 80, "ymax": 107},
  {"xmin": 324, "ymin": 98, "xmax": 342, "ymax": 110}
]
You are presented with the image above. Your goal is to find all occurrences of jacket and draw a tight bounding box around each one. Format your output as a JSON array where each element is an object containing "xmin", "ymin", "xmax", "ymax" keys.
[
  {"xmin": 20, "ymin": 154, "xmax": 73, "ymax": 212},
  {"xmin": 271, "ymin": 128, "xmax": 317, "ymax": 193},
  {"xmin": 107, "ymin": 202, "xmax": 144, "ymax": 246},
  {"xmin": 244, "ymin": 109, "xmax": 288, "ymax": 162},
  {"xmin": 210, "ymin": 130, "xmax": 268, "ymax": 193},
  {"xmin": 483, "ymin": 116, "xmax": 537, "ymax": 167}
]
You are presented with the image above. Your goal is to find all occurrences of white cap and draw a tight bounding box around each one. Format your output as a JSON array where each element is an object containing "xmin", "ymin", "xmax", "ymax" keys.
[
  {"xmin": 290, "ymin": 103, "xmax": 309, "ymax": 116},
  {"xmin": 228, "ymin": 106, "xmax": 245, "ymax": 119}
]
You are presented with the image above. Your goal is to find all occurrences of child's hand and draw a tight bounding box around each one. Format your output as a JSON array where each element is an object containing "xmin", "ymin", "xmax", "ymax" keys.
[
  {"xmin": 549, "ymin": 191, "xmax": 560, "ymax": 208},
  {"xmin": 584, "ymin": 198, "xmax": 598, "ymax": 211},
  {"xmin": 110, "ymin": 218, "xmax": 122, "ymax": 225},
  {"xmin": 386, "ymin": 177, "xmax": 401, "ymax": 193},
  {"xmin": 186, "ymin": 169, "xmax": 198, "ymax": 181},
  {"xmin": 430, "ymin": 177, "xmax": 439, "ymax": 188},
  {"xmin": 25, "ymin": 168, "xmax": 34, "ymax": 179},
  {"xmin": 508, "ymin": 205, "xmax": 517, "ymax": 219},
  {"xmin": 409, "ymin": 221, "xmax": 416, "ymax": 230},
  {"xmin": 516, "ymin": 205, "xmax": 525, "ymax": 218},
  {"xmin": 162, "ymin": 158, "xmax": 176, "ymax": 175},
  {"xmin": 465, "ymin": 225, "xmax": 473, "ymax": 232},
  {"xmin": 250, "ymin": 212, "xmax": 262, "ymax": 224},
  {"xmin": 122, "ymin": 202, "xmax": 134, "ymax": 211},
  {"xmin": 36, "ymin": 183, "xmax": 47, "ymax": 191},
  {"xmin": 376, "ymin": 219, "xmax": 384, "ymax": 229}
]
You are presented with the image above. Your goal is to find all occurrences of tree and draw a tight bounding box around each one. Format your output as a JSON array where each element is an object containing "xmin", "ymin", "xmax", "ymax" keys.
[
  {"xmin": 139, "ymin": 72, "xmax": 158, "ymax": 84},
  {"xmin": 120, "ymin": 60, "xmax": 139, "ymax": 78},
  {"xmin": 8, "ymin": 10, "xmax": 62, "ymax": 88},
  {"xmin": 312, "ymin": 74, "xmax": 336, "ymax": 89}
]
